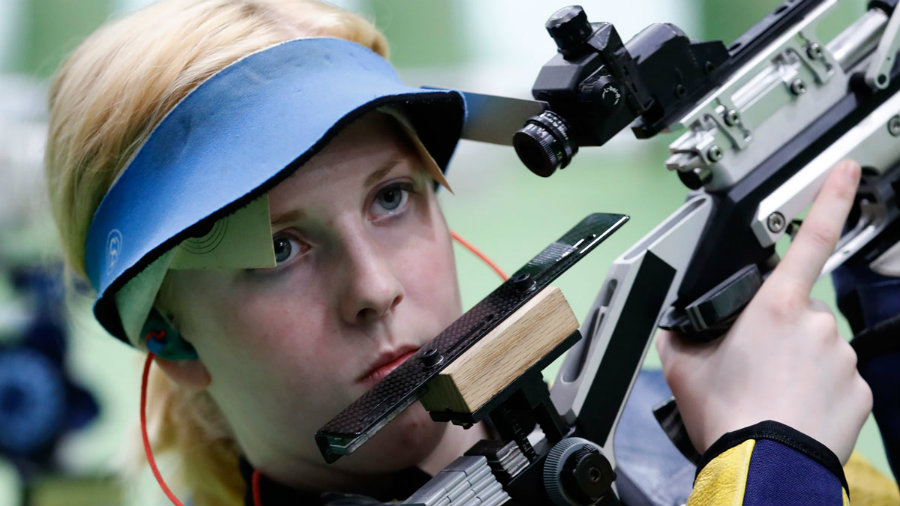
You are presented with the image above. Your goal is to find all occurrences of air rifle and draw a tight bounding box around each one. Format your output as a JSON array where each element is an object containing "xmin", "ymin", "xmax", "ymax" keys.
[{"xmin": 317, "ymin": 1, "xmax": 900, "ymax": 504}]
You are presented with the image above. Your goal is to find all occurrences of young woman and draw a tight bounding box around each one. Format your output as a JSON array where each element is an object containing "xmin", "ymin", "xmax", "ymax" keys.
[{"xmin": 44, "ymin": 1, "xmax": 871, "ymax": 504}]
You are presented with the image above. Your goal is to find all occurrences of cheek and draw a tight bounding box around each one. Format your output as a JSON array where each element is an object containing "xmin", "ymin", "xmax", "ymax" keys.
[
  {"xmin": 224, "ymin": 300, "xmax": 307, "ymax": 352},
  {"xmin": 190, "ymin": 290, "xmax": 365, "ymax": 430},
  {"xmin": 176, "ymin": 277, "xmax": 343, "ymax": 388},
  {"xmin": 395, "ymin": 213, "xmax": 460, "ymax": 318},
  {"xmin": 411, "ymin": 238, "xmax": 456, "ymax": 296}
]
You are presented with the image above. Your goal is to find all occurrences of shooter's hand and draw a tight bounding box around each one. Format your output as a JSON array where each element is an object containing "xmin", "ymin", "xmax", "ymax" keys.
[{"xmin": 656, "ymin": 159, "xmax": 872, "ymax": 464}]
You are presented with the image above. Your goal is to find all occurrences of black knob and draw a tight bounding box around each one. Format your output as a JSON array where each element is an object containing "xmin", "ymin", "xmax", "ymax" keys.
[
  {"xmin": 513, "ymin": 111, "xmax": 578, "ymax": 178},
  {"xmin": 546, "ymin": 6, "xmax": 593, "ymax": 58},
  {"xmin": 580, "ymin": 74, "xmax": 624, "ymax": 114},
  {"xmin": 561, "ymin": 446, "xmax": 615, "ymax": 505}
]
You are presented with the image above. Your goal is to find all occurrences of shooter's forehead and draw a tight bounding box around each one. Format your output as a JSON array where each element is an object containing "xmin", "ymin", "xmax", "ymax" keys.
[
  {"xmin": 267, "ymin": 113, "xmax": 426, "ymax": 214},
  {"xmin": 297, "ymin": 112, "xmax": 414, "ymax": 175}
]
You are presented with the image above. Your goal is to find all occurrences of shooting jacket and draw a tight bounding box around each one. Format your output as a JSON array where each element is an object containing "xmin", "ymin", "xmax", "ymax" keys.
[{"xmin": 688, "ymin": 420, "xmax": 849, "ymax": 505}]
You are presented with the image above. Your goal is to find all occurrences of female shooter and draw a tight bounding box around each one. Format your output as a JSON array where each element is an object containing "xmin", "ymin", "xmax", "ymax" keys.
[{"xmin": 44, "ymin": 1, "xmax": 871, "ymax": 504}]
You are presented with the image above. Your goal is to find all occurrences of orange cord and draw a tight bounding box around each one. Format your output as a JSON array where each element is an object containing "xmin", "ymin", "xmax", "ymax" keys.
[
  {"xmin": 141, "ymin": 230, "xmax": 506, "ymax": 506},
  {"xmin": 141, "ymin": 353, "xmax": 187, "ymax": 506},
  {"xmin": 450, "ymin": 229, "xmax": 508, "ymax": 281},
  {"xmin": 252, "ymin": 470, "xmax": 262, "ymax": 506}
]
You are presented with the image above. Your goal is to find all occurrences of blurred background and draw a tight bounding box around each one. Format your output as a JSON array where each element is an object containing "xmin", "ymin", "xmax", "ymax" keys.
[{"xmin": 0, "ymin": 0, "xmax": 891, "ymax": 504}]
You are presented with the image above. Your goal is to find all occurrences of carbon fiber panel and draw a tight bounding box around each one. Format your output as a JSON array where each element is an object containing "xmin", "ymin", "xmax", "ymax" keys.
[{"xmin": 316, "ymin": 213, "xmax": 628, "ymax": 463}]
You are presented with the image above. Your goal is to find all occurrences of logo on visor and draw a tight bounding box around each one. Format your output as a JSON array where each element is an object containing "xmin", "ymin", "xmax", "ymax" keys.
[{"xmin": 106, "ymin": 229, "xmax": 123, "ymax": 274}]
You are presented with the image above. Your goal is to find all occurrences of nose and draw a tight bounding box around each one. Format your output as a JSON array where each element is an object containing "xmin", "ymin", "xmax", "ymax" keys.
[{"xmin": 336, "ymin": 230, "xmax": 405, "ymax": 325}]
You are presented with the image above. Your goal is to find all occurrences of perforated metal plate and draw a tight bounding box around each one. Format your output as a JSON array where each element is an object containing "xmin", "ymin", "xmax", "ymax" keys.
[{"xmin": 316, "ymin": 213, "xmax": 628, "ymax": 463}]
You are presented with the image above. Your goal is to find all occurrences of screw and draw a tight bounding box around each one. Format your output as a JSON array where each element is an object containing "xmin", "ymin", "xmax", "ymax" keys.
[
  {"xmin": 767, "ymin": 212, "xmax": 787, "ymax": 233},
  {"xmin": 674, "ymin": 83, "xmax": 687, "ymax": 98},
  {"xmin": 512, "ymin": 272, "xmax": 536, "ymax": 292},
  {"xmin": 888, "ymin": 115, "xmax": 900, "ymax": 137},
  {"xmin": 806, "ymin": 43, "xmax": 823, "ymax": 60},
  {"xmin": 724, "ymin": 109, "xmax": 740, "ymax": 126},
  {"xmin": 789, "ymin": 79, "xmax": 807, "ymax": 96},
  {"xmin": 678, "ymin": 167, "xmax": 712, "ymax": 190},
  {"xmin": 706, "ymin": 145, "xmax": 724, "ymax": 163},
  {"xmin": 420, "ymin": 348, "xmax": 443, "ymax": 368}
]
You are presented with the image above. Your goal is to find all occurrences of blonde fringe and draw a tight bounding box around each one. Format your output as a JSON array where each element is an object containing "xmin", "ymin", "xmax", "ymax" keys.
[{"xmin": 44, "ymin": 1, "xmax": 388, "ymax": 504}]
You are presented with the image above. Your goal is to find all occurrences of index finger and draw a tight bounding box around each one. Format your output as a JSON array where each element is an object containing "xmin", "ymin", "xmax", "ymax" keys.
[{"xmin": 768, "ymin": 160, "xmax": 861, "ymax": 293}]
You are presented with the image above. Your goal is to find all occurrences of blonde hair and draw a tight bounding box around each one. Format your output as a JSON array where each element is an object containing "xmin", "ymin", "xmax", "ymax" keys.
[{"xmin": 44, "ymin": 1, "xmax": 387, "ymax": 504}]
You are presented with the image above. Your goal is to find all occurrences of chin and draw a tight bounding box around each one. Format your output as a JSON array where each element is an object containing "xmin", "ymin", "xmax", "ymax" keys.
[{"xmin": 342, "ymin": 402, "xmax": 446, "ymax": 473}]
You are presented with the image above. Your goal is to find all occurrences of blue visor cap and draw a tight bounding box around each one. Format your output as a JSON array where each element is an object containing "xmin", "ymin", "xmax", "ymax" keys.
[{"xmin": 85, "ymin": 37, "xmax": 466, "ymax": 343}]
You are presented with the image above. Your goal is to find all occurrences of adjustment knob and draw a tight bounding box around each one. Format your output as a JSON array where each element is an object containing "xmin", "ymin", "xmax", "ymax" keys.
[
  {"xmin": 580, "ymin": 74, "xmax": 624, "ymax": 114},
  {"xmin": 543, "ymin": 437, "xmax": 615, "ymax": 506},
  {"xmin": 546, "ymin": 6, "xmax": 593, "ymax": 58},
  {"xmin": 513, "ymin": 111, "xmax": 578, "ymax": 178},
  {"xmin": 561, "ymin": 446, "xmax": 614, "ymax": 505}
]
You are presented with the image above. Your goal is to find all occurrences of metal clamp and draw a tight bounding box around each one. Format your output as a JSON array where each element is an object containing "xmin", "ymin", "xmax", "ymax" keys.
[{"xmin": 866, "ymin": 5, "xmax": 900, "ymax": 90}]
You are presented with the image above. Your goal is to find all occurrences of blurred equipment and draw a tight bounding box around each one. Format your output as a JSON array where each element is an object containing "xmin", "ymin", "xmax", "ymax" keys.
[
  {"xmin": 0, "ymin": 76, "xmax": 107, "ymax": 506},
  {"xmin": 0, "ymin": 266, "xmax": 99, "ymax": 484}
]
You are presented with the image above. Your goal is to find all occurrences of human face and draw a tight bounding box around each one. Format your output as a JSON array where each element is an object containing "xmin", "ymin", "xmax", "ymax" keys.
[{"xmin": 160, "ymin": 112, "xmax": 462, "ymax": 489}]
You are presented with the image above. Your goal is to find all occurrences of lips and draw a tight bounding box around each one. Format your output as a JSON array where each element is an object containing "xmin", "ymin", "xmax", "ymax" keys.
[{"xmin": 359, "ymin": 347, "xmax": 419, "ymax": 385}]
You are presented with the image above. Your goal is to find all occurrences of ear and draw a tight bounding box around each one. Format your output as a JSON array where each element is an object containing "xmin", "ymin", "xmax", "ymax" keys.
[
  {"xmin": 152, "ymin": 354, "xmax": 212, "ymax": 390},
  {"xmin": 142, "ymin": 308, "xmax": 211, "ymax": 389},
  {"xmin": 142, "ymin": 309, "xmax": 199, "ymax": 360}
]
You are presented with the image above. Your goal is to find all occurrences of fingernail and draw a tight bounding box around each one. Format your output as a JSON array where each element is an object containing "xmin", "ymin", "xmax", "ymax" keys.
[{"xmin": 840, "ymin": 160, "xmax": 861, "ymax": 181}]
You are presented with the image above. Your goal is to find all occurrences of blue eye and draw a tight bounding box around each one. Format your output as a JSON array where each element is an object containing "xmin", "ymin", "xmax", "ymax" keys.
[
  {"xmin": 273, "ymin": 235, "xmax": 305, "ymax": 265},
  {"xmin": 373, "ymin": 183, "xmax": 411, "ymax": 217}
]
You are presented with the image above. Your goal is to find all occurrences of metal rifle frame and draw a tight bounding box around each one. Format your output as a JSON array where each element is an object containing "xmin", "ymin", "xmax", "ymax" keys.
[{"xmin": 319, "ymin": 0, "xmax": 900, "ymax": 503}]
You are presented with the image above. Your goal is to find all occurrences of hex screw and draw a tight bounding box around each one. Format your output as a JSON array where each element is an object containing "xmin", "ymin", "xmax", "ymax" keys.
[
  {"xmin": 767, "ymin": 212, "xmax": 787, "ymax": 233},
  {"xmin": 789, "ymin": 79, "xmax": 807, "ymax": 96},
  {"xmin": 724, "ymin": 109, "xmax": 740, "ymax": 126},
  {"xmin": 806, "ymin": 43, "xmax": 823, "ymax": 60},
  {"xmin": 888, "ymin": 115, "xmax": 900, "ymax": 137},
  {"xmin": 706, "ymin": 145, "xmax": 724, "ymax": 163},
  {"xmin": 512, "ymin": 272, "xmax": 536, "ymax": 292},
  {"xmin": 420, "ymin": 348, "xmax": 443, "ymax": 368}
]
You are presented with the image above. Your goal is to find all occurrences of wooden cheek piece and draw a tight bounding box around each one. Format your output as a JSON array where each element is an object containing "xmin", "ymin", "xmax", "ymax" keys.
[{"xmin": 421, "ymin": 286, "xmax": 579, "ymax": 415}]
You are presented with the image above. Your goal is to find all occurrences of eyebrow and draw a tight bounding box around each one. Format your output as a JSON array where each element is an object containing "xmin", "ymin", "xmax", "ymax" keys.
[
  {"xmin": 364, "ymin": 158, "xmax": 404, "ymax": 188},
  {"xmin": 270, "ymin": 208, "xmax": 306, "ymax": 228},
  {"xmin": 270, "ymin": 158, "xmax": 408, "ymax": 227}
]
